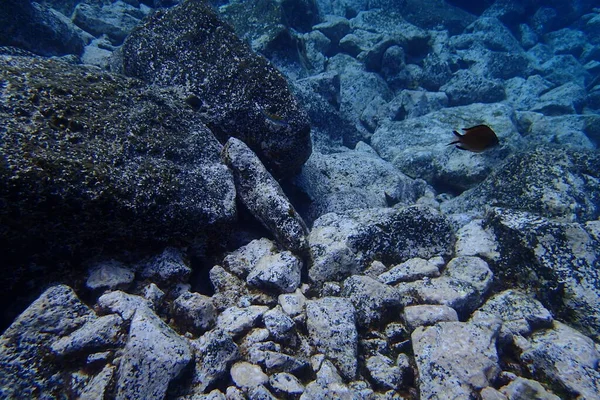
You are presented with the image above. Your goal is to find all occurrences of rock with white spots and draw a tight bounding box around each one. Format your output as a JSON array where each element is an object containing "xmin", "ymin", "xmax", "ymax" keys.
[
  {"xmin": 306, "ymin": 297, "xmax": 358, "ymax": 380},
  {"xmin": 403, "ymin": 304, "xmax": 459, "ymax": 331},
  {"xmin": 247, "ymin": 251, "xmax": 303, "ymax": 294},
  {"xmin": 412, "ymin": 321, "xmax": 501, "ymax": 399}
]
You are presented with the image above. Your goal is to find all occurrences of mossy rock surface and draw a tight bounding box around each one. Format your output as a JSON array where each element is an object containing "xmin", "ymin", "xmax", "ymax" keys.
[
  {"xmin": 120, "ymin": 0, "xmax": 312, "ymax": 178},
  {"xmin": 0, "ymin": 55, "xmax": 236, "ymax": 276}
]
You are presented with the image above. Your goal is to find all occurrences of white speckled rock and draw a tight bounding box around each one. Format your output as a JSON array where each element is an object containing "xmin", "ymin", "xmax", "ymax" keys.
[
  {"xmin": 51, "ymin": 313, "xmax": 124, "ymax": 356},
  {"xmin": 517, "ymin": 321, "xmax": 600, "ymax": 399},
  {"xmin": 278, "ymin": 289, "xmax": 307, "ymax": 317},
  {"xmin": 0, "ymin": 285, "xmax": 94, "ymax": 399},
  {"xmin": 500, "ymin": 377, "xmax": 561, "ymax": 400},
  {"xmin": 397, "ymin": 256, "xmax": 493, "ymax": 316},
  {"xmin": 471, "ymin": 289, "xmax": 553, "ymax": 342},
  {"xmin": 365, "ymin": 353, "xmax": 401, "ymax": 390},
  {"xmin": 223, "ymin": 238, "xmax": 276, "ymax": 278},
  {"xmin": 412, "ymin": 321, "xmax": 501, "ymax": 399},
  {"xmin": 222, "ymin": 137, "xmax": 309, "ymax": 253},
  {"xmin": 230, "ymin": 362, "xmax": 268, "ymax": 389},
  {"xmin": 138, "ymin": 247, "xmax": 191, "ymax": 283},
  {"xmin": 378, "ymin": 257, "xmax": 441, "ymax": 284},
  {"xmin": 341, "ymin": 275, "xmax": 402, "ymax": 327},
  {"xmin": 171, "ymin": 291, "xmax": 216, "ymax": 335},
  {"xmin": 216, "ymin": 306, "xmax": 269, "ymax": 337},
  {"xmin": 86, "ymin": 260, "xmax": 135, "ymax": 291},
  {"xmin": 308, "ymin": 206, "xmax": 454, "ymax": 285},
  {"xmin": 263, "ymin": 306, "xmax": 296, "ymax": 341},
  {"xmin": 115, "ymin": 300, "xmax": 192, "ymax": 400},
  {"xmin": 97, "ymin": 290, "xmax": 153, "ymax": 321},
  {"xmin": 191, "ymin": 329, "xmax": 240, "ymax": 393},
  {"xmin": 306, "ymin": 297, "xmax": 358, "ymax": 379},
  {"xmin": 403, "ymin": 304, "xmax": 459, "ymax": 331},
  {"xmin": 454, "ymin": 219, "xmax": 500, "ymax": 260},
  {"xmin": 78, "ymin": 365, "xmax": 116, "ymax": 400},
  {"xmin": 270, "ymin": 372, "xmax": 305, "ymax": 396},
  {"xmin": 247, "ymin": 251, "xmax": 302, "ymax": 294}
]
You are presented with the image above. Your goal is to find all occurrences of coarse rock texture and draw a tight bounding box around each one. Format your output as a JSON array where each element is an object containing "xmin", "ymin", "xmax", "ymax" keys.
[
  {"xmin": 486, "ymin": 207, "xmax": 600, "ymax": 341},
  {"xmin": 0, "ymin": 285, "xmax": 94, "ymax": 399},
  {"xmin": 308, "ymin": 205, "xmax": 455, "ymax": 285},
  {"xmin": 222, "ymin": 137, "xmax": 309, "ymax": 253},
  {"xmin": 442, "ymin": 147, "xmax": 600, "ymax": 221},
  {"xmin": 115, "ymin": 300, "xmax": 192, "ymax": 399},
  {"xmin": 120, "ymin": 0, "xmax": 312, "ymax": 178},
  {"xmin": 516, "ymin": 321, "xmax": 600, "ymax": 399},
  {"xmin": 0, "ymin": 55, "xmax": 236, "ymax": 285},
  {"xmin": 294, "ymin": 146, "xmax": 431, "ymax": 224},
  {"xmin": 412, "ymin": 320, "xmax": 502, "ymax": 399},
  {"xmin": 371, "ymin": 103, "xmax": 520, "ymax": 192},
  {"xmin": 306, "ymin": 297, "xmax": 358, "ymax": 380}
]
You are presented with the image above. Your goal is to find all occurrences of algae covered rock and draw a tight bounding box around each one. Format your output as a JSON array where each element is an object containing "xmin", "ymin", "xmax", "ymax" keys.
[
  {"xmin": 120, "ymin": 0, "xmax": 312, "ymax": 178},
  {"xmin": 0, "ymin": 56, "xmax": 235, "ymax": 275}
]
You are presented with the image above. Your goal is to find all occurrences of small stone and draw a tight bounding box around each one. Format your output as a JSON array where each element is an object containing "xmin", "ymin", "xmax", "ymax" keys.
[
  {"xmin": 142, "ymin": 283, "xmax": 165, "ymax": 309},
  {"xmin": 278, "ymin": 289, "xmax": 306, "ymax": 316},
  {"xmin": 403, "ymin": 304, "xmax": 459, "ymax": 331},
  {"xmin": 378, "ymin": 257, "xmax": 441, "ymax": 284},
  {"xmin": 270, "ymin": 372, "xmax": 305, "ymax": 396},
  {"xmin": 500, "ymin": 377, "xmax": 561, "ymax": 400},
  {"xmin": 171, "ymin": 291, "xmax": 216, "ymax": 335},
  {"xmin": 366, "ymin": 353, "xmax": 401, "ymax": 390},
  {"xmin": 216, "ymin": 306, "xmax": 269, "ymax": 337},
  {"xmin": 263, "ymin": 307, "xmax": 296, "ymax": 341},
  {"xmin": 306, "ymin": 297, "xmax": 358, "ymax": 380},
  {"xmin": 86, "ymin": 260, "xmax": 135, "ymax": 291},
  {"xmin": 139, "ymin": 247, "xmax": 191, "ymax": 283},
  {"xmin": 192, "ymin": 329, "xmax": 240, "ymax": 393},
  {"xmin": 51, "ymin": 313, "xmax": 124, "ymax": 356},
  {"xmin": 223, "ymin": 238, "xmax": 276, "ymax": 278},
  {"xmin": 247, "ymin": 251, "xmax": 303, "ymax": 294},
  {"xmin": 342, "ymin": 275, "xmax": 402, "ymax": 327},
  {"xmin": 230, "ymin": 362, "xmax": 269, "ymax": 389}
]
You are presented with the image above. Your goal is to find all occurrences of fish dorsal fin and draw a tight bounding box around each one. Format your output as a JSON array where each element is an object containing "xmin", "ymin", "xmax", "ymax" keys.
[{"xmin": 463, "ymin": 125, "xmax": 487, "ymax": 131}]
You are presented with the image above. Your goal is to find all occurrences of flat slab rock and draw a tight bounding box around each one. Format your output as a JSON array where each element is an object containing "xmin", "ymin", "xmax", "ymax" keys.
[
  {"xmin": 308, "ymin": 205, "xmax": 455, "ymax": 285},
  {"xmin": 412, "ymin": 320, "xmax": 501, "ymax": 399}
]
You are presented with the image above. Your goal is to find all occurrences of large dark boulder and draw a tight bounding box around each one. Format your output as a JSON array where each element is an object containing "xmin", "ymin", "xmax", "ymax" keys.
[
  {"xmin": 120, "ymin": 0, "xmax": 312, "ymax": 178},
  {"xmin": 0, "ymin": 56, "xmax": 236, "ymax": 279}
]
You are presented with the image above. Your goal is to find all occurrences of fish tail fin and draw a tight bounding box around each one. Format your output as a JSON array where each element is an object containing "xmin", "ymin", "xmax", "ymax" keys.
[
  {"xmin": 448, "ymin": 130, "xmax": 462, "ymax": 145},
  {"xmin": 447, "ymin": 140, "xmax": 459, "ymax": 146},
  {"xmin": 452, "ymin": 130, "xmax": 462, "ymax": 137}
]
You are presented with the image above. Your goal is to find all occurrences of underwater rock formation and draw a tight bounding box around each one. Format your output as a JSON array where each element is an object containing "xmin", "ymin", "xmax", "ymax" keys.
[
  {"xmin": 0, "ymin": 55, "xmax": 236, "ymax": 279},
  {"xmin": 120, "ymin": 0, "xmax": 312, "ymax": 178}
]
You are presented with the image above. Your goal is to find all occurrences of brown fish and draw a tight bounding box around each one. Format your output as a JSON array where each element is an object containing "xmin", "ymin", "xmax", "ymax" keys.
[{"xmin": 448, "ymin": 125, "xmax": 499, "ymax": 152}]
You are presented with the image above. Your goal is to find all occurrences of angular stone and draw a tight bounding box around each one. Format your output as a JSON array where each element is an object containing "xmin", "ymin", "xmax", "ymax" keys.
[
  {"xmin": 263, "ymin": 307, "xmax": 296, "ymax": 341},
  {"xmin": 306, "ymin": 297, "xmax": 358, "ymax": 380},
  {"xmin": 222, "ymin": 138, "xmax": 309, "ymax": 253},
  {"xmin": 518, "ymin": 322, "xmax": 600, "ymax": 399},
  {"xmin": 115, "ymin": 304, "xmax": 192, "ymax": 400},
  {"xmin": 412, "ymin": 321, "xmax": 501, "ymax": 399},
  {"xmin": 230, "ymin": 362, "xmax": 268, "ymax": 389},
  {"xmin": 247, "ymin": 251, "xmax": 303, "ymax": 294},
  {"xmin": 192, "ymin": 329, "xmax": 240, "ymax": 393},
  {"xmin": 403, "ymin": 305, "xmax": 459, "ymax": 331},
  {"xmin": 171, "ymin": 291, "xmax": 216, "ymax": 335},
  {"xmin": 341, "ymin": 275, "xmax": 402, "ymax": 327},
  {"xmin": 270, "ymin": 372, "xmax": 304, "ymax": 396},
  {"xmin": 121, "ymin": 0, "xmax": 311, "ymax": 178},
  {"xmin": 50, "ymin": 313, "xmax": 124, "ymax": 356},
  {"xmin": 216, "ymin": 306, "xmax": 269, "ymax": 337},
  {"xmin": 365, "ymin": 354, "xmax": 401, "ymax": 390},
  {"xmin": 0, "ymin": 285, "xmax": 94, "ymax": 399},
  {"xmin": 86, "ymin": 260, "xmax": 135, "ymax": 291},
  {"xmin": 308, "ymin": 206, "xmax": 454, "ymax": 285},
  {"xmin": 378, "ymin": 257, "xmax": 441, "ymax": 284},
  {"xmin": 139, "ymin": 247, "xmax": 191, "ymax": 283}
]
